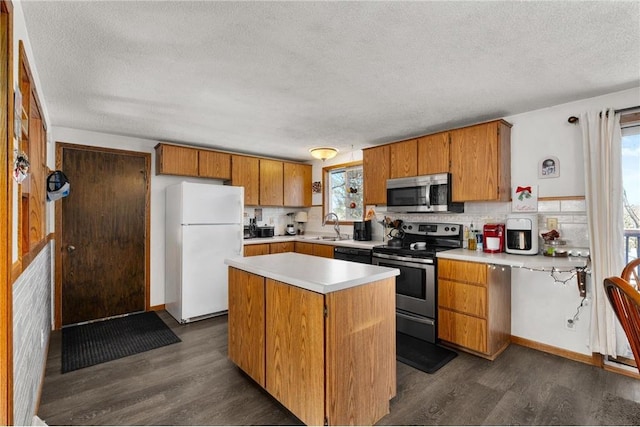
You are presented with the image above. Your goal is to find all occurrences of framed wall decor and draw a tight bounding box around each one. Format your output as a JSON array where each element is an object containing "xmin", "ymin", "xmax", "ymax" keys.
[{"xmin": 539, "ymin": 156, "xmax": 560, "ymax": 179}]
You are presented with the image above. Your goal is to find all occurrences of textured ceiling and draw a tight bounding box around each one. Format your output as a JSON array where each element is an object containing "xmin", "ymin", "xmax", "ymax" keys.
[{"xmin": 20, "ymin": 1, "xmax": 640, "ymax": 162}]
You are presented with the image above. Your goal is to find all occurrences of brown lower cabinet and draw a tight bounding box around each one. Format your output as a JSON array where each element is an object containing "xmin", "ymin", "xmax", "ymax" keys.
[
  {"xmin": 228, "ymin": 267, "xmax": 396, "ymax": 425},
  {"xmin": 294, "ymin": 242, "xmax": 334, "ymax": 258},
  {"xmin": 437, "ymin": 258, "xmax": 511, "ymax": 360}
]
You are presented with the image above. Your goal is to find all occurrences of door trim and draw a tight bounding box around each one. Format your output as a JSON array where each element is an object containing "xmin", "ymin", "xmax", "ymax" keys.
[
  {"xmin": 54, "ymin": 142, "xmax": 151, "ymax": 330},
  {"xmin": 1, "ymin": 1, "xmax": 13, "ymax": 423}
]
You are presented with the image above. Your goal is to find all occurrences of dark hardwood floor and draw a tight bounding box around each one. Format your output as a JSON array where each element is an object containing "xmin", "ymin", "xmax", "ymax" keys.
[{"xmin": 38, "ymin": 311, "xmax": 640, "ymax": 426}]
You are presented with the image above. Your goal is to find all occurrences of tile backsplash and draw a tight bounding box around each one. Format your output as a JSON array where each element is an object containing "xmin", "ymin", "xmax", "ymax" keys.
[{"xmin": 245, "ymin": 198, "xmax": 589, "ymax": 249}]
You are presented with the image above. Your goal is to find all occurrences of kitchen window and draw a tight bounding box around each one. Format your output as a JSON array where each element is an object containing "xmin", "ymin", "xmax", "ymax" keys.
[{"xmin": 323, "ymin": 162, "xmax": 363, "ymax": 222}]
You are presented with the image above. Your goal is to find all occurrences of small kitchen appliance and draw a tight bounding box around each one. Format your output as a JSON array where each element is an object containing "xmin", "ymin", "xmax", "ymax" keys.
[
  {"xmin": 505, "ymin": 214, "xmax": 539, "ymax": 255},
  {"xmin": 286, "ymin": 212, "xmax": 296, "ymax": 235},
  {"xmin": 353, "ymin": 220, "xmax": 372, "ymax": 241},
  {"xmin": 483, "ymin": 223, "xmax": 505, "ymax": 253},
  {"xmin": 257, "ymin": 226, "xmax": 274, "ymax": 238}
]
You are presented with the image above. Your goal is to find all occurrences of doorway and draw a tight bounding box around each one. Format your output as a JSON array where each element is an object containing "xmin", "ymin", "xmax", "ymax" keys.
[{"xmin": 55, "ymin": 143, "xmax": 150, "ymax": 328}]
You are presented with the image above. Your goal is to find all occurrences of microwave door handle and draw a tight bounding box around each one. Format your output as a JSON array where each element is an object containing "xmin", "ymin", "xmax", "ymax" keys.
[{"xmin": 425, "ymin": 184, "xmax": 431, "ymax": 207}]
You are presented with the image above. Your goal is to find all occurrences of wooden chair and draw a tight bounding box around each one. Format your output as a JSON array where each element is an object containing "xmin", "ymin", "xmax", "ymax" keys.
[
  {"xmin": 603, "ymin": 276, "xmax": 640, "ymax": 372},
  {"xmin": 621, "ymin": 258, "xmax": 640, "ymax": 285}
]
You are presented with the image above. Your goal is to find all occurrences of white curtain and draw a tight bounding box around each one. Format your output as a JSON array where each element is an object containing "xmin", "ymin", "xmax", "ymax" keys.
[{"xmin": 581, "ymin": 108, "xmax": 624, "ymax": 357}]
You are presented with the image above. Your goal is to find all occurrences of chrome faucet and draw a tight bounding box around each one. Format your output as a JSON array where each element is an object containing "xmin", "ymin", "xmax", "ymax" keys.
[{"xmin": 322, "ymin": 212, "xmax": 342, "ymax": 239}]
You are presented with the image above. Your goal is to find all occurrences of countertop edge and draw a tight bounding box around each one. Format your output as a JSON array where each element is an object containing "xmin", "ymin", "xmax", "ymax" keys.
[
  {"xmin": 436, "ymin": 249, "xmax": 589, "ymax": 269},
  {"xmin": 243, "ymin": 235, "xmax": 382, "ymax": 249},
  {"xmin": 225, "ymin": 254, "xmax": 400, "ymax": 294}
]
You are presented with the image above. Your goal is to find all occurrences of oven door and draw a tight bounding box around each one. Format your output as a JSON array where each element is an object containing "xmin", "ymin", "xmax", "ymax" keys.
[{"xmin": 372, "ymin": 255, "xmax": 435, "ymax": 318}]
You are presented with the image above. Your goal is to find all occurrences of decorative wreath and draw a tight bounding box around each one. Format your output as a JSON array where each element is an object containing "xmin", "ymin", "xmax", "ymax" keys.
[{"xmin": 13, "ymin": 150, "xmax": 30, "ymax": 183}]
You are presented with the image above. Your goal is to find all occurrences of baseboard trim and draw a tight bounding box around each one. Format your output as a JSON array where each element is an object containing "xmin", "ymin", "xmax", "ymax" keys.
[
  {"xmin": 34, "ymin": 331, "xmax": 51, "ymax": 416},
  {"xmin": 149, "ymin": 304, "xmax": 165, "ymax": 311},
  {"xmin": 510, "ymin": 335, "xmax": 600, "ymax": 366}
]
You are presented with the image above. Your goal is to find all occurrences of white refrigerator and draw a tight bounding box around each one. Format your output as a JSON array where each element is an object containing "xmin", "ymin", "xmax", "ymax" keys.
[{"xmin": 165, "ymin": 182, "xmax": 244, "ymax": 323}]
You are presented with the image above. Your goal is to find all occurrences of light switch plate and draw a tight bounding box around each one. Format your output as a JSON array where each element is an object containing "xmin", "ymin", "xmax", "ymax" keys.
[{"xmin": 547, "ymin": 217, "xmax": 558, "ymax": 229}]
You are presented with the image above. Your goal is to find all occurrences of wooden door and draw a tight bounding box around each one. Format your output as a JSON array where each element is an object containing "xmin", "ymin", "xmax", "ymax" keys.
[
  {"xmin": 283, "ymin": 162, "xmax": 311, "ymax": 207},
  {"xmin": 389, "ymin": 139, "xmax": 417, "ymax": 178},
  {"xmin": 266, "ymin": 279, "xmax": 325, "ymax": 426},
  {"xmin": 155, "ymin": 143, "xmax": 198, "ymax": 176},
  {"xmin": 228, "ymin": 268, "xmax": 265, "ymax": 386},
  {"xmin": 59, "ymin": 145, "xmax": 149, "ymax": 326},
  {"xmin": 259, "ymin": 159, "xmax": 283, "ymax": 206},
  {"xmin": 231, "ymin": 155, "xmax": 259, "ymax": 206},
  {"xmin": 417, "ymin": 132, "xmax": 450, "ymax": 175},
  {"xmin": 198, "ymin": 150, "xmax": 231, "ymax": 180},
  {"xmin": 363, "ymin": 145, "xmax": 389, "ymax": 205}
]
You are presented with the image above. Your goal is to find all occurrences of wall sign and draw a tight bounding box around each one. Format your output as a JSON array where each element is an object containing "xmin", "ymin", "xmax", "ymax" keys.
[{"xmin": 539, "ymin": 156, "xmax": 560, "ymax": 179}]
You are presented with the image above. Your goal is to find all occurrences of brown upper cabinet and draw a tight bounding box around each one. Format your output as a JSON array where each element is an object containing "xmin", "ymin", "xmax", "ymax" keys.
[
  {"xmin": 450, "ymin": 120, "xmax": 511, "ymax": 202},
  {"xmin": 198, "ymin": 149, "xmax": 231, "ymax": 180},
  {"xmin": 363, "ymin": 145, "xmax": 390, "ymax": 206},
  {"xmin": 259, "ymin": 159, "xmax": 284, "ymax": 206},
  {"xmin": 155, "ymin": 144, "xmax": 199, "ymax": 177},
  {"xmin": 231, "ymin": 155, "xmax": 260, "ymax": 206},
  {"xmin": 155, "ymin": 143, "xmax": 230, "ymax": 180},
  {"xmin": 283, "ymin": 162, "xmax": 312, "ymax": 207},
  {"xmin": 417, "ymin": 132, "xmax": 450, "ymax": 175},
  {"xmin": 389, "ymin": 139, "xmax": 417, "ymax": 178}
]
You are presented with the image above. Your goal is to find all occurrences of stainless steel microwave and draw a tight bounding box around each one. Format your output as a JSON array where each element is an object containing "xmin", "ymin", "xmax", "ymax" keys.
[{"xmin": 386, "ymin": 173, "xmax": 464, "ymax": 213}]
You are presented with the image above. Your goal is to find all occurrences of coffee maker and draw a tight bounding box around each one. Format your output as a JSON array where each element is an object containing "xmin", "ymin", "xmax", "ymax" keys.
[
  {"xmin": 353, "ymin": 220, "xmax": 372, "ymax": 241},
  {"xmin": 483, "ymin": 223, "xmax": 505, "ymax": 253},
  {"xmin": 505, "ymin": 214, "xmax": 539, "ymax": 255}
]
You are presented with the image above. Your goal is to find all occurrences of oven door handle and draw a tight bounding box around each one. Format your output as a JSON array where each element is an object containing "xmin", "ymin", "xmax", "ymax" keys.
[
  {"xmin": 373, "ymin": 253, "xmax": 434, "ymax": 266},
  {"xmin": 396, "ymin": 311, "xmax": 435, "ymax": 326},
  {"xmin": 425, "ymin": 183, "xmax": 431, "ymax": 208}
]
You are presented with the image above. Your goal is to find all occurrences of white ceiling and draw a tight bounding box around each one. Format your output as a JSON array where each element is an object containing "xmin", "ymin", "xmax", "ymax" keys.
[{"xmin": 20, "ymin": 1, "xmax": 640, "ymax": 162}]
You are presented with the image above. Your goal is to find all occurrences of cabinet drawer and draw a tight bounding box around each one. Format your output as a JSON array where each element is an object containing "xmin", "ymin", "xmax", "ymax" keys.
[
  {"xmin": 438, "ymin": 279, "xmax": 486, "ymax": 318},
  {"xmin": 438, "ymin": 308, "xmax": 487, "ymax": 354},
  {"xmin": 244, "ymin": 244, "xmax": 270, "ymax": 257},
  {"xmin": 270, "ymin": 242, "xmax": 294, "ymax": 254},
  {"xmin": 438, "ymin": 259, "xmax": 487, "ymax": 285}
]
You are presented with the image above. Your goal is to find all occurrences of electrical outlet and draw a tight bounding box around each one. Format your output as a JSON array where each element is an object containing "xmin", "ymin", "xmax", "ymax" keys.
[
  {"xmin": 547, "ymin": 217, "xmax": 558, "ymax": 229},
  {"xmin": 565, "ymin": 317, "xmax": 577, "ymax": 331}
]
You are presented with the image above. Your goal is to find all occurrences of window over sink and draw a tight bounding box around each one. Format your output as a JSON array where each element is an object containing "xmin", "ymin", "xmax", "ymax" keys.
[{"xmin": 323, "ymin": 161, "xmax": 363, "ymax": 222}]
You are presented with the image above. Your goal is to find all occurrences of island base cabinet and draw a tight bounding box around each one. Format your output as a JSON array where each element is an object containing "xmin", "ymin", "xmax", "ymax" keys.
[
  {"xmin": 227, "ymin": 268, "xmax": 265, "ymax": 386},
  {"xmin": 228, "ymin": 268, "xmax": 396, "ymax": 426}
]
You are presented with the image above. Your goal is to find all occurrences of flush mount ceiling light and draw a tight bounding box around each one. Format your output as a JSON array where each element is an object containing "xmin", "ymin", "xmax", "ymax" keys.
[{"xmin": 309, "ymin": 147, "xmax": 338, "ymax": 161}]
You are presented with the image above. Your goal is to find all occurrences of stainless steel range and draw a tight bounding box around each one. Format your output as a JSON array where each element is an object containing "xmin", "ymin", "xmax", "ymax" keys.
[{"xmin": 372, "ymin": 222, "xmax": 463, "ymax": 343}]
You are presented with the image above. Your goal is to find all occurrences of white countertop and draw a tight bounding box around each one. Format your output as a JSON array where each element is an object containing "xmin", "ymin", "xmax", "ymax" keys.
[
  {"xmin": 225, "ymin": 252, "xmax": 399, "ymax": 294},
  {"xmin": 437, "ymin": 248, "xmax": 589, "ymax": 269},
  {"xmin": 244, "ymin": 235, "xmax": 382, "ymax": 250}
]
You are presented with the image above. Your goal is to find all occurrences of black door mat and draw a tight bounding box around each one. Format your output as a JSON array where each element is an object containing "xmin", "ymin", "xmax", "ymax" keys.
[
  {"xmin": 62, "ymin": 311, "xmax": 181, "ymax": 373},
  {"xmin": 396, "ymin": 332, "xmax": 457, "ymax": 374}
]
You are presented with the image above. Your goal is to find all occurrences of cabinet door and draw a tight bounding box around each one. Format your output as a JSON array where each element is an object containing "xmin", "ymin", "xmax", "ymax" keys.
[
  {"xmin": 313, "ymin": 244, "xmax": 334, "ymax": 259},
  {"xmin": 270, "ymin": 242, "xmax": 294, "ymax": 254},
  {"xmin": 389, "ymin": 139, "xmax": 417, "ymax": 178},
  {"xmin": 450, "ymin": 121, "xmax": 510, "ymax": 202},
  {"xmin": 363, "ymin": 145, "xmax": 389, "ymax": 205},
  {"xmin": 231, "ymin": 155, "xmax": 260, "ymax": 206},
  {"xmin": 244, "ymin": 244, "xmax": 270, "ymax": 257},
  {"xmin": 283, "ymin": 162, "xmax": 312, "ymax": 207},
  {"xmin": 266, "ymin": 279, "xmax": 325, "ymax": 426},
  {"xmin": 228, "ymin": 267, "xmax": 265, "ymax": 386},
  {"xmin": 295, "ymin": 242, "xmax": 314, "ymax": 255},
  {"xmin": 438, "ymin": 279, "xmax": 487, "ymax": 318},
  {"xmin": 417, "ymin": 132, "xmax": 449, "ymax": 175},
  {"xmin": 438, "ymin": 308, "xmax": 487, "ymax": 354},
  {"xmin": 156, "ymin": 144, "xmax": 198, "ymax": 176},
  {"xmin": 198, "ymin": 150, "xmax": 231, "ymax": 180},
  {"xmin": 325, "ymin": 277, "xmax": 396, "ymax": 425},
  {"xmin": 438, "ymin": 258, "xmax": 487, "ymax": 285},
  {"xmin": 260, "ymin": 159, "xmax": 284, "ymax": 206}
]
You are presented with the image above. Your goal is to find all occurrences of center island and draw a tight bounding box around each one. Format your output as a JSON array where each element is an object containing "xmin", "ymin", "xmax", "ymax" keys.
[{"xmin": 224, "ymin": 252, "xmax": 400, "ymax": 426}]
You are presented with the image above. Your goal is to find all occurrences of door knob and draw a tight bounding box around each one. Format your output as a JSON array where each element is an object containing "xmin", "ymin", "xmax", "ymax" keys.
[{"xmin": 67, "ymin": 245, "xmax": 76, "ymax": 252}]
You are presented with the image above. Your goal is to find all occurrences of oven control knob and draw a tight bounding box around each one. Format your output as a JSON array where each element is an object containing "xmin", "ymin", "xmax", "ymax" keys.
[
  {"xmin": 444, "ymin": 227, "xmax": 450, "ymax": 231},
  {"xmin": 451, "ymin": 227, "xmax": 456, "ymax": 232},
  {"xmin": 408, "ymin": 225, "xmax": 413, "ymax": 230}
]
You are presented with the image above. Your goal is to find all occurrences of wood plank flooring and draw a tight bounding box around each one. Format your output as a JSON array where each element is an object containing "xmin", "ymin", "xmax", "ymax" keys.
[{"xmin": 38, "ymin": 311, "xmax": 640, "ymax": 425}]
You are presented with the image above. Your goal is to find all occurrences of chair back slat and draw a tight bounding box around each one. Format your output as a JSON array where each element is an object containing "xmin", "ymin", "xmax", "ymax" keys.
[
  {"xmin": 604, "ymin": 276, "xmax": 640, "ymax": 373},
  {"xmin": 622, "ymin": 258, "xmax": 640, "ymax": 286}
]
